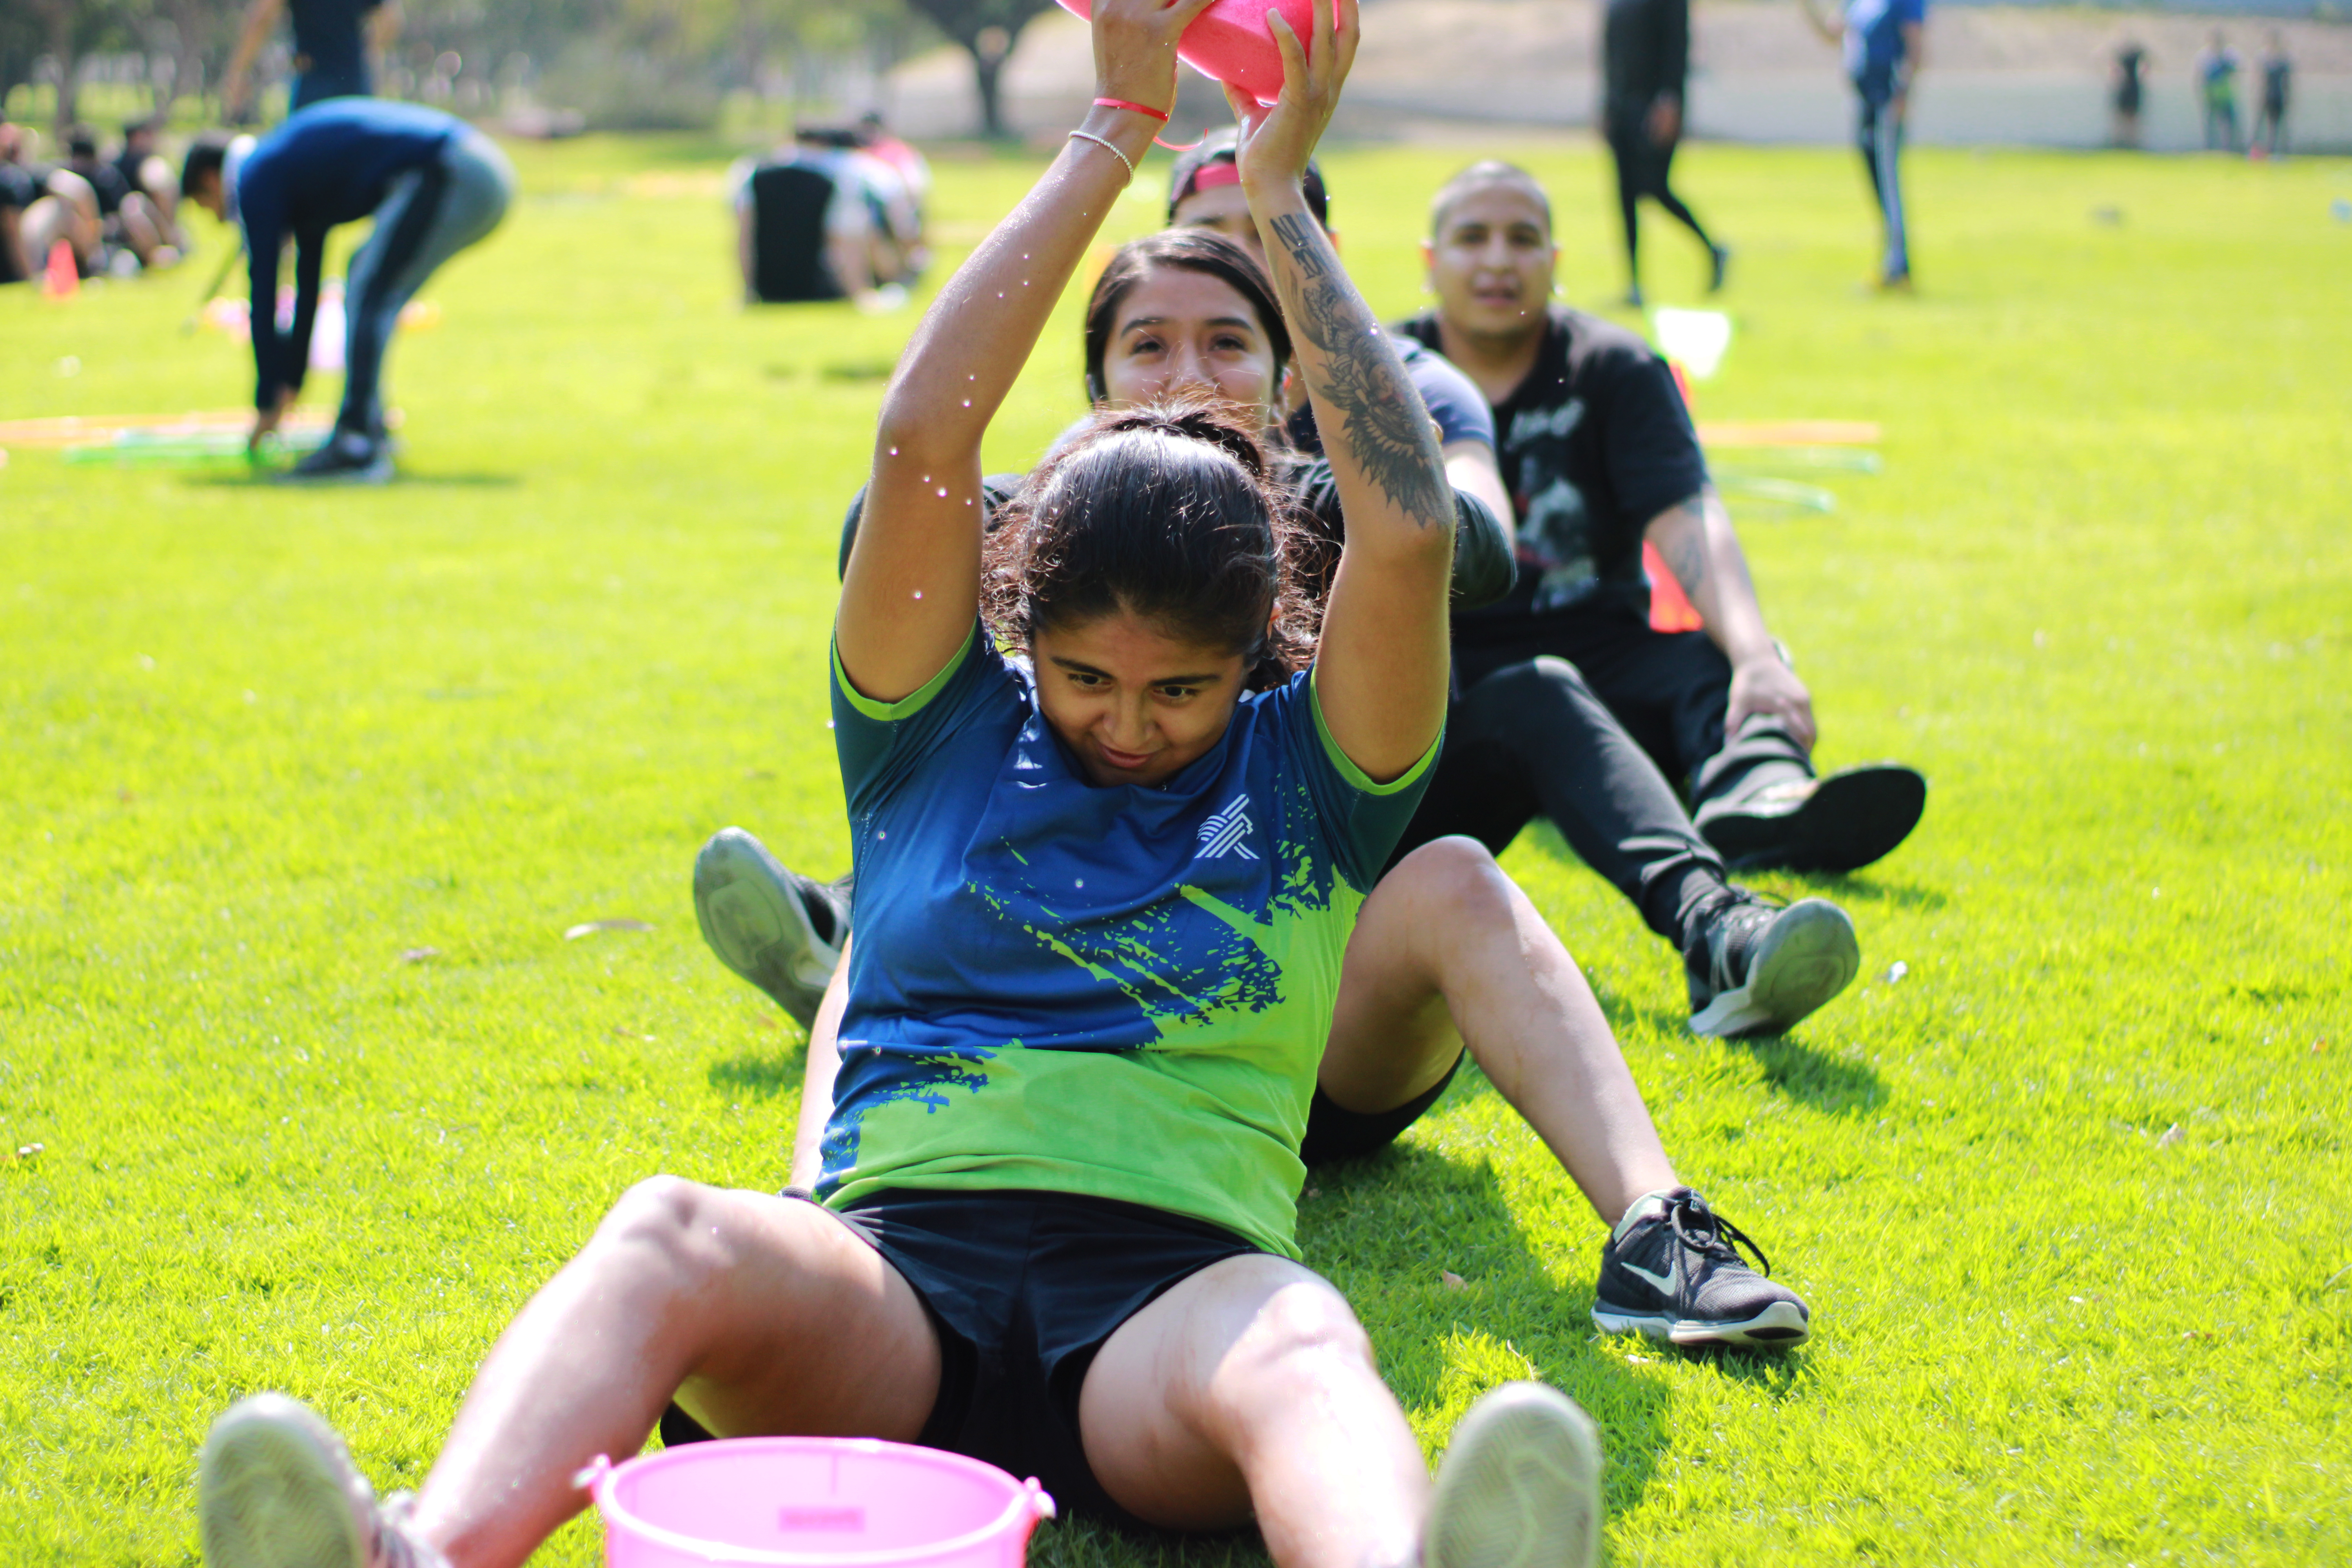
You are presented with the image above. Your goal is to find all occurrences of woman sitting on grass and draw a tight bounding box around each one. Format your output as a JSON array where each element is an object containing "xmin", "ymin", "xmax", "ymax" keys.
[
  {"xmin": 194, "ymin": 3, "xmax": 1610, "ymax": 1568},
  {"xmin": 710, "ymin": 234, "xmax": 1812, "ymax": 1356}
]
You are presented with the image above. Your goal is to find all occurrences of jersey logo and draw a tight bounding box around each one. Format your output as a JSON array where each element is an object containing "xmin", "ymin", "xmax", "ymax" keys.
[{"xmin": 1196, "ymin": 795, "xmax": 1260, "ymax": 861}]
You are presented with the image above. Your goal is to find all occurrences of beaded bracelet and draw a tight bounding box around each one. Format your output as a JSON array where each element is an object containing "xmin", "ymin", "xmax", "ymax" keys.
[{"xmin": 1068, "ymin": 129, "xmax": 1135, "ymax": 181}]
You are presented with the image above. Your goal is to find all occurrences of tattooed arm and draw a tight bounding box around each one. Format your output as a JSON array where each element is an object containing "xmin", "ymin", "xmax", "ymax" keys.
[
  {"xmin": 1232, "ymin": 0, "xmax": 1452, "ymax": 782},
  {"xmin": 1646, "ymin": 488, "xmax": 1817, "ymax": 748}
]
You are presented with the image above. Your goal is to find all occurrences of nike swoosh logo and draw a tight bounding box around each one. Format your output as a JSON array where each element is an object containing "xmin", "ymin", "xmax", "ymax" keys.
[{"xmin": 1622, "ymin": 1260, "xmax": 1676, "ymax": 1293}]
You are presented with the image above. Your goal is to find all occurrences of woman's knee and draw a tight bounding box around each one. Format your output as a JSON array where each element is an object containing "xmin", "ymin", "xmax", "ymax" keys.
[
  {"xmin": 587, "ymin": 1175, "xmax": 730, "ymax": 1287},
  {"xmin": 1383, "ymin": 836, "xmax": 1518, "ymax": 929},
  {"xmin": 1225, "ymin": 1275, "xmax": 1378, "ymax": 1394}
]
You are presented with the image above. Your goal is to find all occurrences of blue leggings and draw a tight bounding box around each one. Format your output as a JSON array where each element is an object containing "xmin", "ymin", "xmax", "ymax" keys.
[
  {"xmin": 1855, "ymin": 82, "xmax": 1909, "ymax": 281},
  {"xmin": 336, "ymin": 128, "xmax": 514, "ymax": 438}
]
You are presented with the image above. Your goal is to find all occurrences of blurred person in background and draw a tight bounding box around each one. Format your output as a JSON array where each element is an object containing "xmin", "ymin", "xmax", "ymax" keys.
[
  {"xmin": 2255, "ymin": 31, "xmax": 2291, "ymax": 157},
  {"xmin": 2111, "ymin": 38, "xmax": 2148, "ymax": 150},
  {"xmin": 115, "ymin": 118, "xmax": 188, "ymax": 252},
  {"xmin": 0, "ymin": 121, "xmax": 101, "ymax": 280},
  {"xmin": 65, "ymin": 124, "xmax": 179, "ymax": 271},
  {"xmin": 1802, "ymin": 0, "xmax": 1924, "ymax": 290},
  {"xmin": 1601, "ymin": 0, "xmax": 1729, "ymax": 309},
  {"xmin": 731, "ymin": 126, "xmax": 915, "ymax": 305},
  {"xmin": 2197, "ymin": 31, "xmax": 2241, "ymax": 152},
  {"xmin": 221, "ymin": 0, "xmax": 402, "ymax": 121},
  {"xmin": 857, "ymin": 110, "xmax": 931, "ymax": 273},
  {"xmin": 180, "ymin": 98, "xmax": 514, "ymax": 482}
]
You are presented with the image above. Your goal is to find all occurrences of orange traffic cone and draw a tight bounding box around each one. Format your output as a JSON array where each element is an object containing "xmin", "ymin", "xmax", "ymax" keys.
[{"xmin": 42, "ymin": 239, "xmax": 78, "ymax": 299}]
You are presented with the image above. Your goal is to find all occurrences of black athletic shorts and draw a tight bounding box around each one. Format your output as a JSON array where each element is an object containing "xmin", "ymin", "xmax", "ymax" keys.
[
  {"xmin": 660, "ymin": 1188, "xmax": 1262, "ymax": 1526},
  {"xmin": 1298, "ymin": 1052, "xmax": 1465, "ymax": 1166}
]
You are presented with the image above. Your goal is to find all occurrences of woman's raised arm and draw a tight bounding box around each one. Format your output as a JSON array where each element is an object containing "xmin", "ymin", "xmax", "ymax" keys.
[
  {"xmin": 837, "ymin": 0, "xmax": 1218, "ymax": 704},
  {"xmin": 1234, "ymin": 0, "xmax": 1453, "ymax": 781}
]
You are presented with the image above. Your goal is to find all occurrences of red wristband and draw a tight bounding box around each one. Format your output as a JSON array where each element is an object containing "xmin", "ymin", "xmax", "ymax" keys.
[{"xmin": 1093, "ymin": 96, "xmax": 1171, "ymax": 123}]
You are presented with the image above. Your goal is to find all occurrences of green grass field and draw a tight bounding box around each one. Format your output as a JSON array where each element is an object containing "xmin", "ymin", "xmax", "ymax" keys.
[{"xmin": 3, "ymin": 133, "xmax": 2348, "ymax": 1565}]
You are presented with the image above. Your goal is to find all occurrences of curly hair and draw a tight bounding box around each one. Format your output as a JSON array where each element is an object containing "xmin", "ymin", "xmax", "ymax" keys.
[{"xmin": 982, "ymin": 394, "xmax": 1324, "ymax": 693}]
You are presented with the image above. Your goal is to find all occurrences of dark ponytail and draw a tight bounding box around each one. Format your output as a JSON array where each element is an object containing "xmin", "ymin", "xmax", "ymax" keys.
[{"xmin": 983, "ymin": 394, "xmax": 1321, "ymax": 692}]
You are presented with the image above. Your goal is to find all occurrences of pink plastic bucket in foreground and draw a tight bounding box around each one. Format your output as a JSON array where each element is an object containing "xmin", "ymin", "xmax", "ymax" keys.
[
  {"xmin": 1052, "ymin": 0, "xmax": 1338, "ymax": 107},
  {"xmin": 580, "ymin": 1438, "xmax": 1056, "ymax": 1568}
]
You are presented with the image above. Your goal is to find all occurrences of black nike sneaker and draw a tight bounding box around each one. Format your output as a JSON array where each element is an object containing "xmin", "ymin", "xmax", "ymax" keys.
[
  {"xmin": 1695, "ymin": 763, "xmax": 1927, "ymax": 873},
  {"xmin": 692, "ymin": 827, "xmax": 852, "ymax": 1029},
  {"xmin": 281, "ymin": 430, "xmax": 394, "ymax": 485},
  {"xmin": 1685, "ymin": 893, "xmax": 1859, "ymax": 1038},
  {"xmin": 1592, "ymin": 1188, "xmax": 1810, "ymax": 1349}
]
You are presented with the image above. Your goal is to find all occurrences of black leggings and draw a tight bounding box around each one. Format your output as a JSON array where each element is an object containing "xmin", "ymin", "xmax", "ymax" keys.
[{"xmin": 1605, "ymin": 112, "xmax": 1714, "ymax": 276}]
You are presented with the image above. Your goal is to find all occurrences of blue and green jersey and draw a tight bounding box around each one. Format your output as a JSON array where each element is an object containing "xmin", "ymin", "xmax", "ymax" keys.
[{"xmin": 821, "ymin": 624, "xmax": 1437, "ymax": 1258}]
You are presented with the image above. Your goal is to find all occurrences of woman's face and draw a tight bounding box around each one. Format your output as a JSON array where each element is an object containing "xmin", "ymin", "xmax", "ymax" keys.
[
  {"xmin": 1098, "ymin": 266, "xmax": 1281, "ymax": 421},
  {"xmin": 1031, "ymin": 608, "xmax": 1250, "ymax": 789}
]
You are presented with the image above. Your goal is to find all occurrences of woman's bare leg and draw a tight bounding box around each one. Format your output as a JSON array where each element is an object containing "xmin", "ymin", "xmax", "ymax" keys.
[
  {"xmin": 407, "ymin": 1178, "xmax": 938, "ymax": 1568},
  {"xmin": 1320, "ymin": 837, "xmax": 1679, "ymax": 1222},
  {"xmin": 1080, "ymin": 1255, "xmax": 1428, "ymax": 1568}
]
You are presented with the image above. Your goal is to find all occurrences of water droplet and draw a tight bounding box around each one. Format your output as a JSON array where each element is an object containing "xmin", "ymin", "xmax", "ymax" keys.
[
  {"xmin": 877, "ymin": 830, "xmax": 887, "ymax": 840},
  {"xmin": 1075, "ymin": 878, "xmax": 1086, "ymax": 889},
  {"xmin": 912, "ymin": 590, "xmax": 924, "ymax": 600},
  {"xmin": 888, "ymin": 446, "xmax": 899, "ymax": 456},
  {"xmin": 936, "ymin": 486, "xmax": 948, "ymax": 497},
  {"xmin": 962, "ymin": 399, "xmax": 972, "ymax": 408}
]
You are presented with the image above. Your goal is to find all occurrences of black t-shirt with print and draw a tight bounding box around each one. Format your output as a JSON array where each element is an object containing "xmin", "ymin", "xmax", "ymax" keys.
[{"xmin": 1396, "ymin": 305, "xmax": 1708, "ymax": 640}]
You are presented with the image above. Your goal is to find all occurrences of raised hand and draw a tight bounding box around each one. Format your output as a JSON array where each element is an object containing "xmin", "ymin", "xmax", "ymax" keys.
[
  {"xmin": 1093, "ymin": 0, "xmax": 1223, "ymax": 116},
  {"xmin": 1224, "ymin": 0, "xmax": 1357, "ymax": 195}
]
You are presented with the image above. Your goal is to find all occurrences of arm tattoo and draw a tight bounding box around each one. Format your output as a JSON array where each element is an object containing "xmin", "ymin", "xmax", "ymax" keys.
[
  {"xmin": 1663, "ymin": 497, "xmax": 1708, "ymax": 595},
  {"xmin": 1267, "ymin": 212, "xmax": 1451, "ymax": 528}
]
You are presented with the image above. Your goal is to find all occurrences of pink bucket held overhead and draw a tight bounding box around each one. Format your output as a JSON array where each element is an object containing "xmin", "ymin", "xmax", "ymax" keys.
[
  {"xmin": 1054, "ymin": 0, "xmax": 1337, "ymax": 106},
  {"xmin": 579, "ymin": 1437, "xmax": 1056, "ymax": 1568}
]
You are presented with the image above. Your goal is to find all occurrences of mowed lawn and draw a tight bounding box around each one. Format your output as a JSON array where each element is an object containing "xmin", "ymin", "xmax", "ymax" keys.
[{"xmin": 2, "ymin": 131, "xmax": 2347, "ymax": 1566}]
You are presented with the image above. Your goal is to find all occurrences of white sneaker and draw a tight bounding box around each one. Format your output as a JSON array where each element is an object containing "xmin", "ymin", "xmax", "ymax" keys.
[
  {"xmin": 199, "ymin": 1393, "xmax": 448, "ymax": 1568},
  {"xmin": 1426, "ymin": 1382, "xmax": 1604, "ymax": 1568}
]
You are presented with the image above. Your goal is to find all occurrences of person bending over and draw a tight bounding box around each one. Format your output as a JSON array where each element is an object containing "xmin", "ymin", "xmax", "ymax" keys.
[
  {"xmin": 1601, "ymin": 0, "xmax": 1728, "ymax": 307},
  {"xmin": 194, "ymin": 5, "xmax": 1616, "ymax": 1567},
  {"xmin": 1802, "ymin": 0, "xmax": 1924, "ymax": 289},
  {"xmin": 695, "ymin": 228, "xmax": 1813, "ymax": 1348},
  {"xmin": 1162, "ymin": 127, "xmax": 1515, "ymax": 527},
  {"xmin": 221, "ymin": 0, "xmax": 399, "ymax": 120},
  {"xmin": 181, "ymin": 99, "xmax": 513, "ymax": 483},
  {"xmin": 1391, "ymin": 162, "xmax": 1927, "ymax": 1036}
]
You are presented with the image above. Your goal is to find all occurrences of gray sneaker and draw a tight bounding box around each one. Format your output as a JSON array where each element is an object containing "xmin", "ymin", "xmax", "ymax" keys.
[
  {"xmin": 1686, "ymin": 895, "xmax": 1859, "ymax": 1038},
  {"xmin": 199, "ymin": 1393, "xmax": 447, "ymax": 1568},
  {"xmin": 692, "ymin": 826, "xmax": 851, "ymax": 1029},
  {"xmin": 1426, "ymin": 1382, "xmax": 1604, "ymax": 1568}
]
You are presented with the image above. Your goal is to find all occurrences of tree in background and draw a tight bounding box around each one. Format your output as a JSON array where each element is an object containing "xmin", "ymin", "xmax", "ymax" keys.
[{"xmin": 902, "ymin": 0, "xmax": 1055, "ymax": 138}]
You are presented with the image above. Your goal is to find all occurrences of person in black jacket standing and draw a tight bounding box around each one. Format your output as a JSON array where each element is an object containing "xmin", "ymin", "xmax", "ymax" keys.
[{"xmin": 1602, "ymin": 0, "xmax": 1727, "ymax": 308}]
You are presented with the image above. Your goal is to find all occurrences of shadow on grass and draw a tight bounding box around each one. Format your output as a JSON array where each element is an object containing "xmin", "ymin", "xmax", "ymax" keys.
[
  {"xmin": 1742, "ymin": 1035, "xmax": 1887, "ymax": 1114},
  {"xmin": 182, "ymin": 472, "xmax": 524, "ymax": 489},
  {"xmin": 1299, "ymin": 1137, "xmax": 1674, "ymax": 1524},
  {"xmin": 705, "ymin": 1044, "xmax": 808, "ymax": 1100},
  {"xmin": 1588, "ymin": 979, "xmax": 1887, "ymax": 1118},
  {"xmin": 1802, "ymin": 873, "xmax": 1949, "ymax": 913}
]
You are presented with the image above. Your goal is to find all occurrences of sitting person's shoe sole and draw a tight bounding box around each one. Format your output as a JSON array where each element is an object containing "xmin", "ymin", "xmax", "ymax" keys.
[
  {"xmin": 1426, "ymin": 1381, "xmax": 1603, "ymax": 1568},
  {"xmin": 200, "ymin": 1393, "xmax": 372, "ymax": 1568},
  {"xmin": 692, "ymin": 826, "xmax": 845, "ymax": 1029},
  {"xmin": 1699, "ymin": 763, "xmax": 1927, "ymax": 874},
  {"xmin": 1688, "ymin": 897, "xmax": 1858, "ymax": 1039}
]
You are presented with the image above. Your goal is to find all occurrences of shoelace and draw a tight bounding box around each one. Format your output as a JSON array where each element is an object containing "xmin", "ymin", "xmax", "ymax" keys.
[{"xmin": 1666, "ymin": 1192, "xmax": 1774, "ymax": 1279}]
